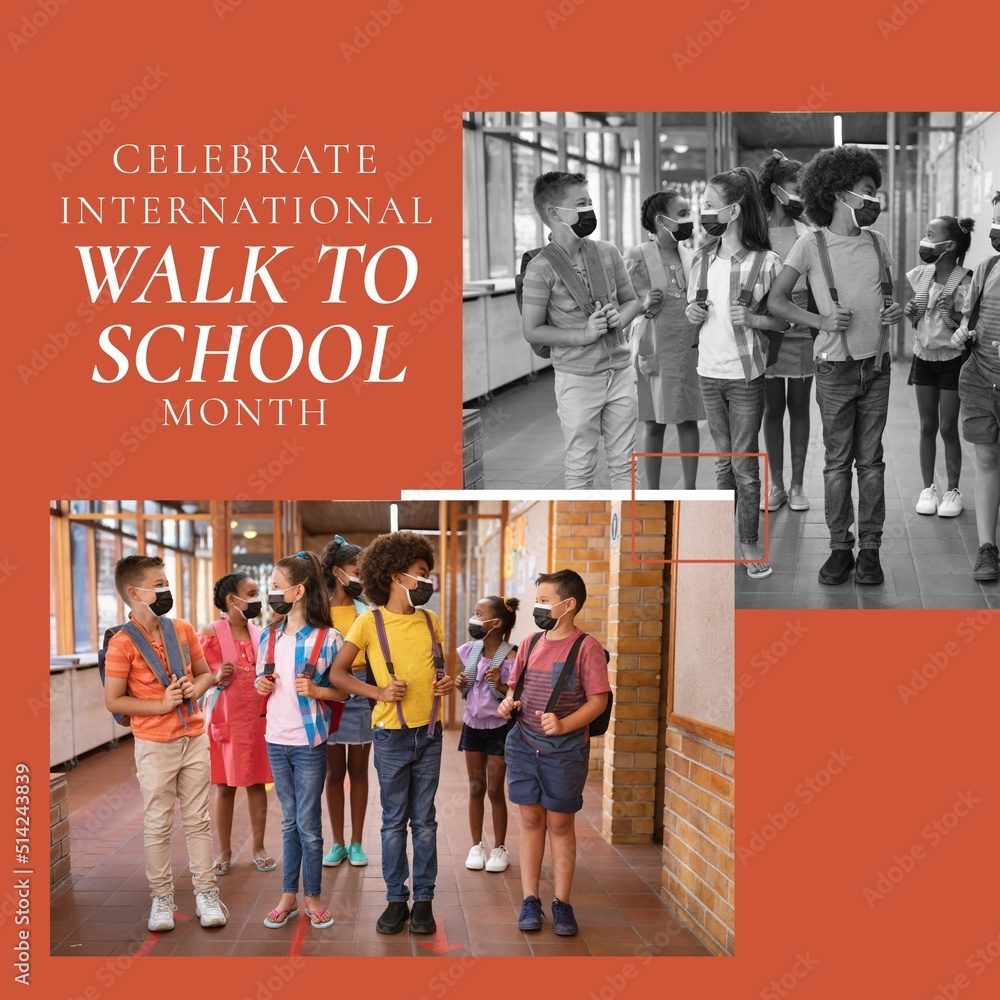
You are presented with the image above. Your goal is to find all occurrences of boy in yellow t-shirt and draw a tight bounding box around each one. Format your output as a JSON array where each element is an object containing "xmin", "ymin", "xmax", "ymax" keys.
[{"xmin": 326, "ymin": 531, "xmax": 453, "ymax": 936}]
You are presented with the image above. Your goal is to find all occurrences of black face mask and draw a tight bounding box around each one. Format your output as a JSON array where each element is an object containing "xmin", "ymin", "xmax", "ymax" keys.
[
  {"xmin": 399, "ymin": 576, "xmax": 434, "ymax": 607},
  {"xmin": 666, "ymin": 220, "xmax": 694, "ymax": 242},
  {"xmin": 990, "ymin": 226, "xmax": 1000, "ymax": 254},
  {"xmin": 782, "ymin": 199, "xmax": 804, "ymax": 220},
  {"xmin": 557, "ymin": 207, "xmax": 598, "ymax": 238},
  {"xmin": 841, "ymin": 193, "xmax": 881, "ymax": 228},
  {"xmin": 532, "ymin": 601, "xmax": 567, "ymax": 631},
  {"xmin": 268, "ymin": 590, "xmax": 293, "ymax": 616},
  {"xmin": 142, "ymin": 588, "xmax": 173, "ymax": 617},
  {"xmin": 239, "ymin": 600, "xmax": 262, "ymax": 620},
  {"xmin": 468, "ymin": 618, "xmax": 494, "ymax": 641},
  {"xmin": 918, "ymin": 241, "xmax": 948, "ymax": 264},
  {"xmin": 338, "ymin": 574, "xmax": 363, "ymax": 601},
  {"xmin": 700, "ymin": 209, "xmax": 731, "ymax": 238}
]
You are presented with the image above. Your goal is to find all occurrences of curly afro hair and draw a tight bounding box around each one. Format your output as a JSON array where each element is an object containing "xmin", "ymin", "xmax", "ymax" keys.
[
  {"xmin": 799, "ymin": 144, "xmax": 883, "ymax": 228},
  {"xmin": 758, "ymin": 151, "xmax": 803, "ymax": 212},
  {"xmin": 359, "ymin": 531, "xmax": 435, "ymax": 608},
  {"xmin": 640, "ymin": 189, "xmax": 684, "ymax": 234}
]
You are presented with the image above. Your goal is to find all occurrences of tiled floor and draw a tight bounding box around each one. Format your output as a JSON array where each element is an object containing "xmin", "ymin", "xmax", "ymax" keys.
[
  {"xmin": 51, "ymin": 731, "xmax": 709, "ymax": 958},
  {"xmin": 476, "ymin": 362, "xmax": 1000, "ymax": 609}
]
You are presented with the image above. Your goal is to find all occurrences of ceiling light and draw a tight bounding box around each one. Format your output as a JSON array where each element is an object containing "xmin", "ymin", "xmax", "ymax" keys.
[
  {"xmin": 243, "ymin": 528, "xmax": 258, "ymax": 539},
  {"xmin": 673, "ymin": 144, "xmax": 689, "ymax": 154}
]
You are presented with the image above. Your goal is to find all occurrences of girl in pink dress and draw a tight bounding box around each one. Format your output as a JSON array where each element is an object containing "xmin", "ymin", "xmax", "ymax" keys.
[{"xmin": 200, "ymin": 573, "xmax": 273, "ymax": 875}]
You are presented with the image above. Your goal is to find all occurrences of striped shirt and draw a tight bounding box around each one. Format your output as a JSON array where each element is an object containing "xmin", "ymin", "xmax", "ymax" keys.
[
  {"xmin": 962, "ymin": 254, "xmax": 1000, "ymax": 382},
  {"xmin": 687, "ymin": 243, "xmax": 783, "ymax": 383},
  {"xmin": 521, "ymin": 239, "xmax": 636, "ymax": 375}
]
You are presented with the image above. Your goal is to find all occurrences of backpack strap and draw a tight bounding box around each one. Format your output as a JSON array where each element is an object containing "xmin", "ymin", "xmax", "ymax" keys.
[
  {"xmin": 866, "ymin": 229, "xmax": 894, "ymax": 365},
  {"xmin": 121, "ymin": 619, "xmax": 193, "ymax": 729},
  {"xmin": 543, "ymin": 634, "xmax": 587, "ymax": 715},
  {"xmin": 537, "ymin": 242, "xmax": 595, "ymax": 317},
  {"xmin": 422, "ymin": 610, "xmax": 445, "ymax": 735},
  {"xmin": 969, "ymin": 255, "xmax": 1000, "ymax": 332},
  {"xmin": 461, "ymin": 640, "xmax": 485, "ymax": 700},
  {"xmin": 371, "ymin": 608, "xmax": 407, "ymax": 728},
  {"xmin": 258, "ymin": 626, "xmax": 279, "ymax": 718},
  {"xmin": 737, "ymin": 249, "xmax": 767, "ymax": 309},
  {"xmin": 511, "ymin": 632, "xmax": 545, "ymax": 708},
  {"xmin": 813, "ymin": 229, "xmax": 850, "ymax": 360}
]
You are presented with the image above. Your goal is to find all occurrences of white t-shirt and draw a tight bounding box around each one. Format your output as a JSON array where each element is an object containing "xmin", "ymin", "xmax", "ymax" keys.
[
  {"xmin": 696, "ymin": 256, "xmax": 744, "ymax": 379},
  {"xmin": 264, "ymin": 632, "xmax": 326, "ymax": 747}
]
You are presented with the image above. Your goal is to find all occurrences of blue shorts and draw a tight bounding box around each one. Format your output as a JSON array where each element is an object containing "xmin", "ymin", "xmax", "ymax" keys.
[
  {"xmin": 458, "ymin": 720, "xmax": 513, "ymax": 756},
  {"xmin": 504, "ymin": 723, "xmax": 589, "ymax": 814}
]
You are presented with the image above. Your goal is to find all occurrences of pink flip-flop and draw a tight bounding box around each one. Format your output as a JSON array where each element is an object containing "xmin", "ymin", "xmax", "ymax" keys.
[
  {"xmin": 253, "ymin": 857, "xmax": 277, "ymax": 872},
  {"xmin": 305, "ymin": 907, "xmax": 334, "ymax": 929},
  {"xmin": 263, "ymin": 907, "xmax": 298, "ymax": 928}
]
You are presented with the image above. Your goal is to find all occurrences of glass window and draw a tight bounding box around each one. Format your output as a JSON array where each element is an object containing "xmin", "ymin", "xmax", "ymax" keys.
[
  {"xmin": 586, "ymin": 131, "xmax": 601, "ymax": 162},
  {"xmin": 70, "ymin": 523, "xmax": 93, "ymax": 653},
  {"xmin": 604, "ymin": 132, "xmax": 619, "ymax": 166},
  {"xmin": 484, "ymin": 136, "xmax": 514, "ymax": 279},
  {"xmin": 96, "ymin": 531, "xmax": 121, "ymax": 637},
  {"xmin": 513, "ymin": 143, "xmax": 541, "ymax": 263},
  {"xmin": 163, "ymin": 518, "xmax": 177, "ymax": 547},
  {"xmin": 484, "ymin": 112, "xmax": 507, "ymax": 128},
  {"xmin": 50, "ymin": 516, "xmax": 59, "ymax": 657}
]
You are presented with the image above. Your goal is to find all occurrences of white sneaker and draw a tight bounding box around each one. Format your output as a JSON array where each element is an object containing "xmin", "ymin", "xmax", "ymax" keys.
[
  {"xmin": 148, "ymin": 893, "xmax": 176, "ymax": 932},
  {"xmin": 194, "ymin": 888, "xmax": 229, "ymax": 927},
  {"xmin": 937, "ymin": 488, "xmax": 964, "ymax": 517},
  {"xmin": 485, "ymin": 845, "xmax": 510, "ymax": 873},
  {"xmin": 465, "ymin": 843, "xmax": 486, "ymax": 870},
  {"xmin": 915, "ymin": 485, "xmax": 938, "ymax": 515}
]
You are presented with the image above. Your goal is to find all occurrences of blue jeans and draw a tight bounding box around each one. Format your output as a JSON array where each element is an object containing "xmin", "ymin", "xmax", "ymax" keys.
[
  {"xmin": 266, "ymin": 741, "xmax": 327, "ymax": 896},
  {"xmin": 814, "ymin": 353, "xmax": 891, "ymax": 550},
  {"xmin": 699, "ymin": 374, "xmax": 765, "ymax": 545},
  {"xmin": 371, "ymin": 722, "xmax": 443, "ymax": 903}
]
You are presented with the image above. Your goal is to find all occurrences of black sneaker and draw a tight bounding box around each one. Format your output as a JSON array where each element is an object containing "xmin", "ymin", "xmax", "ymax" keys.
[
  {"xmin": 854, "ymin": 549, "xmax": 884, "ymax": 586},
  {"xmin": 517, "ymin": 895, "xmax": 543, "ymax": 931},
  {"xmin": 973, "ymin": 543, "xmax": 1000, "ymax": 582},
  {"xmin": 818, "ymin": 549, "xmax": 855, "ymax": 586},
  {"xmin": 551, "ymin": 898, "xmax": 579, "ymax": 937},
  {"xmin": 375, "ymin": 901, "xmax": 409, "ymax": 935},
  {"xmin": 409, "ymin": 900, "xmax": 436, "ymax": 935}
]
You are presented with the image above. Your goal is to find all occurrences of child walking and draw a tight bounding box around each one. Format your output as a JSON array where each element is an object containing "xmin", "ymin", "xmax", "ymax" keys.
[
  {"xmin": 455, "ymin": 595, "xmax": 518, "ymax": 874},
  {"xmin": 686, "ymin": 166, "xmax": 787, "ymax": 578},
  {"xmin": 255, "ymin": 551, "xmax": 347, "ymax": 930},
  {"xmin": 521, "ymin": 171, "xmax": 644, "ymax": 489},
  {"xmin": 905, "ymin": 215, "xmax": 975, "ymax": 517},
  {"xmin": 103, "ymin": 555, "xmax": 228, "ymax": 931},
  {"xmin": 327, "ymin": 531, "xmax": 454, "ymax": 935},
  {"xmin": 498, "ymin": 570, "xmax": 611, "ymax": 937},
  {"xmin": 199, "ymin": 572, "xmax": 273, "ymax": 876},
  {"xmin": 951, "ymin": 191, "xmax": 1000, "ymax": 581}
]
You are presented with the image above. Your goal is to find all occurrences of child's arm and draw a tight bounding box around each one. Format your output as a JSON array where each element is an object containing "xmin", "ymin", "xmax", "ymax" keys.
[
  {"xmin": 952, "ymin": 262, "xmax": 986, "ymax": 346},
  {"xmin": 327, "ymin": 640, "xmax": 407, "ymax": 702},
  {"xmin": 105, "ymin": 673, "xmax": 186, "ymax": 718},
  {"xmin": 187, "ymin": 648, "xmax": 215, "ymax": 701},
  {"xmin": 604, "ymin": 251, "xmax": 642, "ymax": 330},
  {"xmin": 536, "ymin": 693, "xmax": 607, "ymax": 736},
  {"xmin": 523, "ymin": 299, "xmax": 608, "ymax": 348},
  {"xmin": 296, "ymin": 632, "xmax": 351, "ymax": 702},
  {"xmin": 767, "ymin": 264, "xmax": 851, "ymax": 333}
]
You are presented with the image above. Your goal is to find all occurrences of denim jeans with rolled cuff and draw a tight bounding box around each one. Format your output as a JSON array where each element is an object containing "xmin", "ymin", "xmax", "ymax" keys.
[
  {"xmin": 699, "ymin": 374, "xmax": 765, "ymax": 545},
  {"xmin": 813, "ymin": 352, "xmax": 891, "ymax": 551},
  {"xmin": 372, "ymin": 721, "xmax": 443, "ymax": 903}
]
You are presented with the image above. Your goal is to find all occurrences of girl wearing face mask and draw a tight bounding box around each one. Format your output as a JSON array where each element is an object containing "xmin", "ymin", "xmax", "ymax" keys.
[
  {"xmin": 686, "ymin": 166, "xmax": 788, "ymax": 579},
  {"xmin": 325, "ymin": 531, "xmax": 454, "ymax": 937},
  {"xmin": 758, "ymin": 151, "xmax": 814, "ymax": 514},
  {"xmin": 624, "ymin": 190, "xmax": 705, "ymax": 490},
  {"xmin": 455, "ymin": 596, "xmax": 519, "ymax": 874},
  {"xmin": 951, "ymin": 190, "xmax": 1000, "ymax": 582},
  {"xmin": 318, "ymin": 534, "xmax": 373, "ymax": 870},
  {"xmin": 254, "ymin": 551, "xmax": 347, "ymax": 931},
  {"xmin": 904, "ymin": 216, "xmax": 975, "ymax": 519},
  {"xmin": 199, "ymin": 573, "xmax": 272, "ymax": 877}
]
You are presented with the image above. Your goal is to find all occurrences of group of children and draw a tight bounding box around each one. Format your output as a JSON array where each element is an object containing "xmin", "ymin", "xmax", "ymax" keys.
[
  {"xmin": 104, "ymin": 534, "xmax": 611, "ymax": 940},
  {"xmin": 521, "ymin": 150, "xmax": 1000, "ymax": 584}
]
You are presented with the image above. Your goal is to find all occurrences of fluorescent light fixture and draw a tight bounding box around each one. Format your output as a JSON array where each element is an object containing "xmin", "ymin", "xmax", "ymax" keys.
[
  {"xmin": 834, "ymin": 115, "xmax": 843, "ymax": 147},
  {"xmin": 673, "ymin": 144, "xmax": 689, "ymax": 154},
  {"xmin": 390, "ymin": 503, "xmax": 399, "ymax": 533},
  {"xmin": 243, "ymin": 527, "xmax": 258, "ymax": 539}
]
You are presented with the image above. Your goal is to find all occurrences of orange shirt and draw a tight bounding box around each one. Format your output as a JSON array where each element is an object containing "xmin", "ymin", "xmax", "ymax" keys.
[{"xmin": 104, "ymin": 616, "xmax": 206, "ymax": 742}]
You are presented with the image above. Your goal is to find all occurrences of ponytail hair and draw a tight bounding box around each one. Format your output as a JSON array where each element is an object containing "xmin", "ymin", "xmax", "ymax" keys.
[
  {"xmin": 320, "ymin": 534, "xmax": 363, "ymax": 594},
  {"xmin": 275, "ymin": 550, "xmax": 331, "ymax": 629},
  {"xmin": 757, "ymin": 150, "xmax": 803, "ymax": 212},
  {"xmin": 483, "ymin": 595, "xmax": 519, "ymax": 641},
  {"xmin": 640, "ymin": 188, "xmax": 683, "ymax": 234},
  {"xmin": 936, "ymin": 216, "xmax": 976, "ymax": 265},
  {"xmin": 708, "ymin": 166, "xmax": 772, "ymax": 252}
]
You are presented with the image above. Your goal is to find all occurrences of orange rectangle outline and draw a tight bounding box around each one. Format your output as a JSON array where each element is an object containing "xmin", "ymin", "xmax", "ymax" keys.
[{"xmin": 630, "ymin": 451, "xmax": 769, "ymax": 564}]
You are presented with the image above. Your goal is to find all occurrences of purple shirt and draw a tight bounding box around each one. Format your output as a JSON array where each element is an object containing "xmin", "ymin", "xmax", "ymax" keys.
[{"xmin": 457, "ymin": 641, "xmax": 514, "ymax": 730}]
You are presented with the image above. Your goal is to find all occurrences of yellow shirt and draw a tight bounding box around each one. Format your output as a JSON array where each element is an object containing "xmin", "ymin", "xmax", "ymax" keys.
[
  {"xmin": 330, "ymin": 604, "xmax": 365, "ymax": 670},
  {"xmin": 345, "ymin": 607, "xmax": 445, "ymax": 730}
]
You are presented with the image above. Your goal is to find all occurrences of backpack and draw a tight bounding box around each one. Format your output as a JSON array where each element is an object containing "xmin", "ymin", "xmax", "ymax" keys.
[
  {"xmin": 98, "ymin": 618, "xmax": 195, "ymax": 729},
  {"xmin": 510, "ymin": 631, "xmax": 613, "ymax": 738},
  {"xmin": 259, "ymin": 626, "xmax": 343, "ymax": 734}
]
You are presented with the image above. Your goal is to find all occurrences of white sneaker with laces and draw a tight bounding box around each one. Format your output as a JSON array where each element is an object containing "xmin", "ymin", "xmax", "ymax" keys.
[
  {"xmin": 148, "ymin": 893, "xmax": 176, "ymax": 932},
  {"xmin": 195, "ymin": 888, "xmax": 229, "ymax": 927},
  {"xmin": 465, "ymin": 843, "xmax": 486, "ymax": 870},
  {"xmin": 937, "ymin": 488, "xmax": 964, "ymax": 517},
  {"xmin": 485, "ymin": 845, "xmax": 510, "ymax": 873},
  {"xmin": 915, "ymin": 485, "xmax": 938, "ymax": 515}
]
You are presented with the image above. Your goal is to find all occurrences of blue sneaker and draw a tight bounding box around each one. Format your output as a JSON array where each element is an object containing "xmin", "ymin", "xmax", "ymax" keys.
[
  {"xmin": 323, "ymin": 843, "xmax": 348, "ymax": 867},
  {"xmin": 348, "ymin": 843, "xmax": 368, "ymax": 867},
  {"xmin": 517, "ymin": 895, "xmax": 543, "ymax": 931},
  {"xmin": 551, "ymin": 899, "xmax": 578, "ymax": 936}
]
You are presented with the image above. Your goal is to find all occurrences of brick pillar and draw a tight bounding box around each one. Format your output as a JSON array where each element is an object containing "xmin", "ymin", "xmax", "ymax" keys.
[
  {"xmin": 551, "ymin": 500, "xmax": 610, "ymax": 771},
  {"xmin": 602, "ymin": 500, "xmax": 668, "ymax": 844},
  {"xmin": 50, "ymin": 772, "xmax": 71, "ymax": 887}
]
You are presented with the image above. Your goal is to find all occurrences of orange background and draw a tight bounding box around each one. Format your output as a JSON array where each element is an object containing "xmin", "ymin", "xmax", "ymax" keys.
[{"xmin": 5, "ymin": 0, "xmax": 1000, "ymax": 995}]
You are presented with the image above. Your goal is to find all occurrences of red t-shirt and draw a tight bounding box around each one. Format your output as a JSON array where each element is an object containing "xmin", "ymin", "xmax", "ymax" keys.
[{"xmin": 508, "ymin": 628, "xmax": 610, "ymax": 751}]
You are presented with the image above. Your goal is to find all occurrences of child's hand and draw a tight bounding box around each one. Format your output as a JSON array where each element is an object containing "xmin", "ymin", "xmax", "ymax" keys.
[
  {"xmin": 455, "ymin": 672, "xmax": 469, "ymax": 691},
  {"xmin": 432, "ymin": 675, "xmax": 454, "ymax": 696},
  {"xmin": 686, "ymin": 301, "xmax": 708, "ymax": 325},
  {"xmin": 161, "ymin": 678, "xmax": 184, "ymax": 711},
  {"xmin": 880, "ymin": 301, "xmax": 904, "ymax": 324},
  {"xmin": 485, "ymin": 666, "xmax": 501, "ymax": 685},
  {"xmin": 993, "ymin": 340, "xmax": 1000, "ymax": 358},
  {"xmin": 601, "ymin": 302, "xmax": 621, "ymax": 329},
  {"xmin": 257, "ymin": 675, "xmax": 275, "ymax": 696},
  {"xmin": 585, "ymin": 303, "xmax": 609, "ymax": 342},
  {"xmin": 216, "ymin": 662, "xmax": 235, "ymax": 684},
  {"xmin": 642, "ymin": 289, "xmax": 664, "ymax": 316},
  {"xmin": 904, "ymin": 299, "xmax": 919, "ymax": 319},
  {"xmin": 951, "ymin": 325, "xmax": 973, "ymax": 347},
  {"xmin": 819, "ymin": 305, "xmax": 852, "ymax": 334},
  {"xmin": 378, "ymin": 679, "xmax": 408, "ymax": 703},
  {"xmin": 498, "ymin": 697, "xmax": 520, "ymax": 719},
  {"xmin": 729, "ymin": 303, "xmax": 755, "ymax": 329},
  {"xmin": 535, "ymin": 711, "xmax": 564, "ymax": 736},
  {"xmin": 176, "ymin": 674, "xmax": 196, "ymax": 701},
  {"xmin": 294, "ymin": 675, "xmax": 318, "ymax": 699}
]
